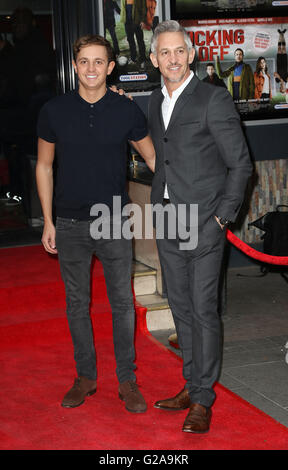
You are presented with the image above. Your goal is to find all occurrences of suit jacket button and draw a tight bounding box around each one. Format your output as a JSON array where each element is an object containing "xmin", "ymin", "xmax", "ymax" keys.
[
  {"xmin": 164, "ymin": 137, "xmax": 168, "ymax": 142},
  {"xmin": 165, "ymin": 160, "xmax": 169, "ymax": 165}
]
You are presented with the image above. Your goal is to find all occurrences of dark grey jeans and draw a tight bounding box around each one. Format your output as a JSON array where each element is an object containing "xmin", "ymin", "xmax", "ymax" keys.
[{"xmin": 56, "ymin": 216, "xmax": 136, "ymax": 384}]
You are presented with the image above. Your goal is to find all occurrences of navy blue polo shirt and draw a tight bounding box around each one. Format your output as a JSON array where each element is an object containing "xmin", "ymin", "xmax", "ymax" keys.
[{"xmin": 37, "ymin": 89, "xmax": 148, "ymax": 219}]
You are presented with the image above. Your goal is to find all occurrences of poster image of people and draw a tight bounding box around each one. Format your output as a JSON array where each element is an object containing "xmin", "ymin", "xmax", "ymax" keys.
[
  {"xmin": 102, "ymin": 0, "xmax": 162, "ymax": 93},
  {"xmin": 173, "ymin": 0, "xmax": 287, "ymax": 17},
  {"xmin": 182, "ymin": 17, "xmax": 288, "ymax": 119}
]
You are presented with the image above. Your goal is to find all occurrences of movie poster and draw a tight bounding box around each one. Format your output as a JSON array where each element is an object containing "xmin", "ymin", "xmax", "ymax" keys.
[
  {"xmin": 182, "ymin": 17, "xmax": 288, "ymax": 119},
  {"xmin": 173, "ymin": 0, "xmax": 288, "ymax": 17},
  {"xmin": 101, "ymin": 0, "xmax": 162, "ymax": 93}
]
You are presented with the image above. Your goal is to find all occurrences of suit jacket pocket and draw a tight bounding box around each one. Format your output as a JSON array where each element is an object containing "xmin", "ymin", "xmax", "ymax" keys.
[
  {"xmin": 179, "ymin": 121, "xmax": 202, "ymax": 142},
  {"xmin": 179, "ymin": 121, "xmax": 201, "ymax": 128}
]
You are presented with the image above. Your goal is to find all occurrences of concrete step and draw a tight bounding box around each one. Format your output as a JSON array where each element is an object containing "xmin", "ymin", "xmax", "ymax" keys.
[
  {"xmin": 132, "ymin": 260, "xmax": 157, "ymax": 296},
  {"xmin": 136, "ymin": 292, "xmax": 175, "ymax": 331},
  {"xmin": 132, "ymin": 260, "xmax": 175, "ymax": 331}
]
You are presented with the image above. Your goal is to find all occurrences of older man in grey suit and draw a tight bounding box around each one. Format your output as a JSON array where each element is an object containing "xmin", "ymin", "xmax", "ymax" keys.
[{"xmin": 148, "ymin": 20, "xmax": 252, "ymax": 434}]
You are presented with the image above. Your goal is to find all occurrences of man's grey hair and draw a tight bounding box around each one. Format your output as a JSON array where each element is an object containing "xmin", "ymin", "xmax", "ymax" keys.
[{"xmin": 150, "ymin": 20, "xmax": 193, "ymax": 54}]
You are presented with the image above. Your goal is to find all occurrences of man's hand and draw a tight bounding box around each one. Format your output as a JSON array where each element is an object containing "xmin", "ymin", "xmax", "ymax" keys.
[
  {"xmin": 41, "ymin": 221, "xmax": 57, "ymax": 254},
  {"xmin": 110, "ymin": 85, "xmax": 125, "ymax": 95},
  {"xmin": 36, "ymin": 138, "xmax": 56, "ymax": 253},
  {"xmin": 215, "ymin": 216, "xmax": 224, "ymax": 230},
  {"xmin": 109, "ymin": 85, "xmax": 133, "ymax": 100},
  {"xmin": 130, "ymin": 135, "xmax": 155, "ymax": 172}
]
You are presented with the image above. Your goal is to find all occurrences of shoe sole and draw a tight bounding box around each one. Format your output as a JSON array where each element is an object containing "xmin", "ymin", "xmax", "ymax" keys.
[
  {"xmin": 154, "ymin": 404, "xmax": 190, "ymax": 410},
  {"xmin": 119, "ymin": 393, "xmax": 147, "ymax": 413},
  {"xmin": 61, "ymin": 388, "xmax": 96, "ymax": 408},
  {"xmin": 182, "ymin": 428, "xmax": 210, "ymax": 434}
]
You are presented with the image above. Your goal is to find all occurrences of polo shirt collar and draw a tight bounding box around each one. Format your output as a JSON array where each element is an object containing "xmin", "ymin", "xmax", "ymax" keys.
[{"xmin": 73, "ymin": 88, "xmax": 110, "ymax": 108}]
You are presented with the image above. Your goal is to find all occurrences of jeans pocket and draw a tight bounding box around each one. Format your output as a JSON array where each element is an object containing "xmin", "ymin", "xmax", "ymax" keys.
[{"xmin": 56, "ymin": 217, "xmax": 74, "ymax": 231}]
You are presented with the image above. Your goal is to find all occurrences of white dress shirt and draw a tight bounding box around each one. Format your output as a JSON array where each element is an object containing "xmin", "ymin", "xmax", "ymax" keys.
[{"xmin": 161, "ymin": 71, "xmax": 194, "ymax": 199}]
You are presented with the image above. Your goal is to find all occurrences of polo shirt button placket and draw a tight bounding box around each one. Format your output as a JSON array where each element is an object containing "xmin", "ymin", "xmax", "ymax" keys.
[{"xmin": 89, "ymin": 108, "xmax": 94, "ymax": 128}]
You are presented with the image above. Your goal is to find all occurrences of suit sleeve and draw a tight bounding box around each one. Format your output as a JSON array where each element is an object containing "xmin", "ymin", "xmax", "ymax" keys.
[{"xmin": 207, "ymin": 87, "xmax": 253, "ymax": 222}]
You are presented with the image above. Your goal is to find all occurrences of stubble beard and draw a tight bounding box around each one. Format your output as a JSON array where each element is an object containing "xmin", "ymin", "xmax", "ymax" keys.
[{"xmin": 165, "ymin": 65, "xmax": 190, "ymax": 84}]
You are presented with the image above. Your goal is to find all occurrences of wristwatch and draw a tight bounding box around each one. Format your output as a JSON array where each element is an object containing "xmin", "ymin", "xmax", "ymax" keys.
[{"xmin": 217, "ymin": 216, "xmax": 231, "ymax": 227}]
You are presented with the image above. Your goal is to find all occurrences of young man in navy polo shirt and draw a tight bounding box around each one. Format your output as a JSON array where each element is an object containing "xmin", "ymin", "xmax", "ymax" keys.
[{"xmin": 36, "ymin": 35, "xmax": 155, "ymax": 412}]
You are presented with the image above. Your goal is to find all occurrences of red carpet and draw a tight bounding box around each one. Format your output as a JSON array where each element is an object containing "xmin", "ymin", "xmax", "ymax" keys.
[{"xmin": 1, "ymin": 245, "xmax": 288, "ymax": 450}]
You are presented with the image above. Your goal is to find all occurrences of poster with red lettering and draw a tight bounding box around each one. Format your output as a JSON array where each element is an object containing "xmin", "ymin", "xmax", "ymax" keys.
[{"xmin": 181, "ymin": 17, "xmax": 288, "ymax": 120}]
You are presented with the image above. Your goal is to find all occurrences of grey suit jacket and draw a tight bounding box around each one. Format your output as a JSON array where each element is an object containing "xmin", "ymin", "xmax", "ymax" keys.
[{"xmin": 148, "ymin": 75, "xmax": 252, "ymax": 227}]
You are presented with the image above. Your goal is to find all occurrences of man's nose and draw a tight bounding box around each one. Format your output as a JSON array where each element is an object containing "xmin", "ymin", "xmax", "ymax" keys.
[
  {"xmin": 88, "ymin": 62, "xmax": 96, "ymax": 71},
  {"xmin": 168, "ymin": 52, "xmax": 177, "ymax": 63}
]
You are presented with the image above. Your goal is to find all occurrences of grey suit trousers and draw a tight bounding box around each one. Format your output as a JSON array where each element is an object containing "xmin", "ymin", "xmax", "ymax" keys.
[{"xmin": 156, "ymin": 214, "xmax": 226, "ymax": 408}]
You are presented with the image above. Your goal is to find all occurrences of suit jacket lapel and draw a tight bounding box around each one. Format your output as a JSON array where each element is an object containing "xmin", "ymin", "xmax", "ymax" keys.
[
  {"xmin": 166, "ymin": 75, "xmax": 199, "ymax": 133},
  {"xmin": 154, "ymin": 90, "xmax": 165, "ymax": 133}
]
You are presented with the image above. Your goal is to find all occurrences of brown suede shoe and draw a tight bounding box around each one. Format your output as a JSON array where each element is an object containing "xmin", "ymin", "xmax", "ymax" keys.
[
  {"xmin": 119, "ymin": 380, "xmax": 147, "ymax": 413},
  {"xmin": 154, "ymin": 387, "xmax": 191, "ymax": 410},
  {"xmin": 182, "ymin": 403, "xmax": 212, "ymax": 433},
  {"xmin": 61, "ymin": 376, "xmax": 97, "ymax": 408}
]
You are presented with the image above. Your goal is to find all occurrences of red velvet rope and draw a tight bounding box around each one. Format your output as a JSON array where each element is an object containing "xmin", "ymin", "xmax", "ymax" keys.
[{"xmin": 226, "ymin": 229, "xmax": 288, "ymax": 265}]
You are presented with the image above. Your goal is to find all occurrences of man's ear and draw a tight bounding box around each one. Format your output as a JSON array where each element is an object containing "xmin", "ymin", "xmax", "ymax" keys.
[
  {"xmin": 188, "ymin": 48, "xmax": 195, "ymax": 65},
  {"xmin": 107, "ymin": 60, "xmax": 116, "ymax": 75},
  {"xmin": 150, "ymin": 52, "xmax": 158, "ymax": 68},
  {"xmin": 72, "ymin": 60, "xmax": 77, "ymax": 74}
]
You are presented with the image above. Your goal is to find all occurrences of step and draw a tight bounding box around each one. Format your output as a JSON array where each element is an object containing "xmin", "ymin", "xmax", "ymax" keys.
[
  {"xmin": 132, "ymin": 260, "xmax": 157, "ymax": 296},
  {"xmin": 136, "ymin": 292, "xmax": 175, "ymax": 331}
]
